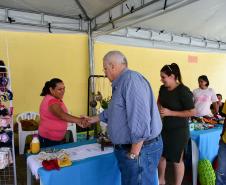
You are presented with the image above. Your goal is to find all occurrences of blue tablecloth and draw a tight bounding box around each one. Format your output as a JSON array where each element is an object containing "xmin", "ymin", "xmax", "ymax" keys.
[
  {"xmin": 190, "ymin": 125, "xmax": 223, "ymax": 162},
  {"xmin": 38, "ymin": 140, "xmax": 121, "ymax": 185}
]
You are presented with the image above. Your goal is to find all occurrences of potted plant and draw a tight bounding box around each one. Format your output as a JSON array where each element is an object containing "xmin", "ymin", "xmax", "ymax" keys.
[{"xmin": 100, "ymin": 97, "xmax": 111, "ymax": 110}]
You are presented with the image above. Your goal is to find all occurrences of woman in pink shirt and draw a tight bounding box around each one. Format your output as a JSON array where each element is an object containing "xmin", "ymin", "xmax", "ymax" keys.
[
  {"xmin": 38, "ymin": 78, "xmax": 85, "ymax": 147},
  {"xmin": 193, "ymin": 75, "xmax": 218, "ymax": 117}
]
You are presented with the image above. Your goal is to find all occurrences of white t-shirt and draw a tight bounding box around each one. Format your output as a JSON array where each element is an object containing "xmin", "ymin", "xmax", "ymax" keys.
[{"xmin": 193, "ymin": 87, "xmax": 218, "ymax": 116}]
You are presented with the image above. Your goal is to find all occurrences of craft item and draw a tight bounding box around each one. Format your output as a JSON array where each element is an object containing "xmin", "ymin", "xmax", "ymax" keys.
[
  {"xmin": 198, "ymin": 159, "xmax": 216, "ymax": 185},
  {"xmin": 0, "ymin": 77, "xmax": 8, "ymax": 87},
  {"xmin": 57, "ymin": 153, "xmax": 72, "ymax": 167},
  {"xmin": 6, "ymin": 89, "xmax": 13, "ymax": 100},
  {"xmin": 38, "ymin": 149, "xmax": 71, "ymax": 170},
  {"xmin": 0, "ymin": 151, "xmax": 9, "ymax": 169},
  {"xmin": 38, "ymin": 149, "xmax": 69, "ymax": 161},
  {"xmin": 0, "ymin": 107, "xmax": 8, "ymax": 116},
  {"xmin": 0, "ymin": 147, "xmax": 13, "ymax": 169},
  {"xmin": 95, "ymin": 91, "xmax": 103, "ymax": 102},
  {"xmin": 0, "ymin": 116, "xmax": 11, "ymax": 127},
  {"xmin": 0, "ymin": 89, "xmax": 13, "ymax": 101},
  {"xmin": 202, "ymin": 117, "xmax": 217, "ymax": 124},
  {"xmin": 0, "ymin": 133, "xmax": 9, "ymax": 143},
  {"xmin": 42, "ymin": 159, "xmax": 59, "ymax": 170}
]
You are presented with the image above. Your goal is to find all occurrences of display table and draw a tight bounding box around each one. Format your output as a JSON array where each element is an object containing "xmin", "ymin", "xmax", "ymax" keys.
[
  {"xmin": 190, "ymin": 125, "xmax": 223, "ymax": 185},
  {"xmin": 27, "ymin": 140, "xmax": 121, "ymax": 185}
]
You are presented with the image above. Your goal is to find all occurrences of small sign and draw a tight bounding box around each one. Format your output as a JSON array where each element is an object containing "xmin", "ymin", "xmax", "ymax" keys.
[{"xmin": 188, "ymin": 55, "xmax": 198, "ymax": 63}]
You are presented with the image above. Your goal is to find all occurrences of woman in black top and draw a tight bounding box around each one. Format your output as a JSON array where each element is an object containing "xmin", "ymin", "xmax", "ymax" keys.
[{"xmin": 158, "ymin": 63, "xmax": 196, "ymax": 185}]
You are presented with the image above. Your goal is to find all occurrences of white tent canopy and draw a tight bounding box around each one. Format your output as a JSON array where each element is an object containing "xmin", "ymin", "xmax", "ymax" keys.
[
  {"xmin": 0, "ymin": 0, "xmax": 123, "ymax": 19},
  {"xmin": 0, "ymin": 0, "xmax": 226, "ymax": 51},
  {"xmin": 135, "ymin": 0, "xmax": 226, "ymax": 43},
  {"xmin": 0, "ymin": 0, "xmax": 225, "ymax": 40},
  {"xmin": 0, "ymin": 0, "xmax": 225, "ymax": 52},
  {"xmin": 1, "ymin": 0, "xmax": 226, "ymax": 77},
  {"xmin": 0, "ymin": 0, "xmax": 125, "ymax": 32}
]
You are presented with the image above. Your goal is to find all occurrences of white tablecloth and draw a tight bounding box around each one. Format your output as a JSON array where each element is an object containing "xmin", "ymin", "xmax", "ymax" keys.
[{"xmin": 27, "ymin": 143, "xmax": 113, "ymax": 179}]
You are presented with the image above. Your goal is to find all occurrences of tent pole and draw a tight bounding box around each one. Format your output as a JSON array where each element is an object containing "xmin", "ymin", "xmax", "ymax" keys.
[
  {"xmin": 88, "ymin": 20, "xmax": 94, "ymax": 89},
  {"xmin": 87, "ymin": 20, "xmax": 96, "ymax": 139}
]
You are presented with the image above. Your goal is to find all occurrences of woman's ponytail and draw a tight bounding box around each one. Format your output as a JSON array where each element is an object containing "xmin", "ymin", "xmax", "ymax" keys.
[
  {"xmin": 40, "ymin": 81, "xmax": 51, "ymax": 96},
  {"xmin": 170, "ymin": 63, "xmax": 183, "ymax": 84},
  {"xmin": 160, "ymin": 63, "xmax": 183, "ymax": 84}
]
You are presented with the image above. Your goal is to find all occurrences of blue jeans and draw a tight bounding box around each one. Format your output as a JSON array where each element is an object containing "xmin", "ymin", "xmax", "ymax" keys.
[
  {"xmin": 114, "ymin": 136, "xmax": 163, "ymax": 185},
  {"xmin": 216, "ymin": 141, "xmax": 226, "ymax": 185}
]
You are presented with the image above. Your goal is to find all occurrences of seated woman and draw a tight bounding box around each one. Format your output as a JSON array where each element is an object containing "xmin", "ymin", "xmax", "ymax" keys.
[
  {"xmin": 38, "ymin": 78, "xmax": 85, "ymax": 148},
  {"xmin": 193, "ymin": 75, "xmax": 218, "ymax": 117},
  {"xmin": 211, "ymin": 94, "xmax": 226, "ymax": 117}
]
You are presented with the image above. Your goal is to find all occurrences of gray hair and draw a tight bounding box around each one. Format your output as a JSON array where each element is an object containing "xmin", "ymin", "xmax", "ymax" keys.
[{"xmin": 103, "ymin": 51, "xmax": 128, "ymax": 66}]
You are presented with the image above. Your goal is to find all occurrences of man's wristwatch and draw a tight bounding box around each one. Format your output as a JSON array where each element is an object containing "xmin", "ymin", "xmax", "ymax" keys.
[{"xmin": 127, "ymin": 153, "xmax": 138, "ymax": 160}]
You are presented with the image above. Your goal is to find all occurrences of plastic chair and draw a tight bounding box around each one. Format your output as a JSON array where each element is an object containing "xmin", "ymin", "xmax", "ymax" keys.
[
  {"xmin": 16, "ymin": 112, "xmax": 39, "ymax": 155},
  {"xmin": 67, "ymin": 123, "xmax": 77, "ymax": 142}
]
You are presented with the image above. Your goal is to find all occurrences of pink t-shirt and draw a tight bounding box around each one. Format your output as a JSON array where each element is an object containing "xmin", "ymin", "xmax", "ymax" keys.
[{"xmin": 38, "ymin": 95, "xmax": 68, "ymax": 141}]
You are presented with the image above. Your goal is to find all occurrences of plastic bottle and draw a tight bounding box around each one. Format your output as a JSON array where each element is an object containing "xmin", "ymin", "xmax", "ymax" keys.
[{"xmin": 30, "ymin": 134, "xmax": 40, "ymax": 154}]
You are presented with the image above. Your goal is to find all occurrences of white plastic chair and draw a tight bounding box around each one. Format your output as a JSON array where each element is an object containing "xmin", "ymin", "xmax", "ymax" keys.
[
  {"xmin": 67, "ymin": 123, "xmax": 77, "ymax": 142},
  {"xmin": 16, "ymin": 112, "xmax": 39, "ymax": 155}
]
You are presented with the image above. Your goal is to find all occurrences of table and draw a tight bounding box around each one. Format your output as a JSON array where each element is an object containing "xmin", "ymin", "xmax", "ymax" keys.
[
  {"xmin": 190, "ymin": 125, "xmax": 223, "ymax": 185},
  {"xmin": 27, "ymin": 140, "xmax": 121, "ymax": 185}
]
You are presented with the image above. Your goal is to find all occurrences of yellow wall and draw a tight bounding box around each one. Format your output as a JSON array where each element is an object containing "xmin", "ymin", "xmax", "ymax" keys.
[
  {"xmin": 94, "ymin": 42, "xmax": 226, "ymax": 100},
  {"xmin": 0, "ymin": 31, "xmax": 89, "ymax": 116},
  {"xmin": 1, "ymin": 31, "xmax": 226, "ymax": 116}
]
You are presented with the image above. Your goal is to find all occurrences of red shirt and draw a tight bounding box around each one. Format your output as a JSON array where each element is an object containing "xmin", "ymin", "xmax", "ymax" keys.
[{"xmin": 38, "ymin": 95, "xmax": 68, "ymax": 141}]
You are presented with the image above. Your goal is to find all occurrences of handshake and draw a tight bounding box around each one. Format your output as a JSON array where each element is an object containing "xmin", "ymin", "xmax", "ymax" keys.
[{"xmin": 77, "ymin": 115, "xmax": 99, "ymax": 128}]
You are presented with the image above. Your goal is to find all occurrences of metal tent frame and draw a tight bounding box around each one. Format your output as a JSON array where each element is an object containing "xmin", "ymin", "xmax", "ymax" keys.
[
  {"xmin": 1, "ymin": 0, "xmax": 226, "ymax": 78},
  {"xmin": 0, "ymin": 1, "xmax": 226, "ymax": 184}
]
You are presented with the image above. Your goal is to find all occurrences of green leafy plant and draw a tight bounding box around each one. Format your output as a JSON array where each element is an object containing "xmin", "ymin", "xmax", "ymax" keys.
[{"xmin": 100, "ymin": 97, "xmax": 111, "ymax": 109}]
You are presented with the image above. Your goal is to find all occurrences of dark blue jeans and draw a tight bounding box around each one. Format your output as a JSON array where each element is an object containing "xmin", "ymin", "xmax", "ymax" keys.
[
  {"xmin": 114, "ymin": 136, "xmax": 163, "ymax": 185},
  {"xmin": 216, "ymin": 141, "xmax": 226, "ymax": 185}
]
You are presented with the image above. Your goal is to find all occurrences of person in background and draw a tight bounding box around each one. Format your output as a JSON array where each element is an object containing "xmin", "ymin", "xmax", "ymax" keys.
[
  {"xmin": 158, "ymin": 63, "xmax": 196, "ymax": 185},
  {"xmin": 193, "ymin": 75, "xmax": 218, "ymax": 117},
  {"xmin": 211, "ymin": 94, "xmax": 226, "ymax": 117},
  {"xmin": 216, "ymin": 103, "xmax": 226, "ymax": 185},
  {"xmin": 83, "ymin": 51, "xmax": 163, "ymax": 185},
  {"xmin": 38, "ymin": 78, "xmax": 86, "ymax": 148}
]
